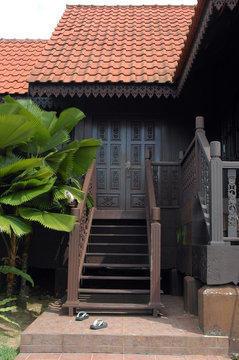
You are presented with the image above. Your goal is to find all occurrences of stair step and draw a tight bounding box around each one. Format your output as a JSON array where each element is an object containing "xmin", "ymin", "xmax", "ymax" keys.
[
  {"xmin": 89, "ymin": 234, "xmax": 147, "ymax": 243},
  {"xmin": 86, "ymin": 252, "xmax": 147, "ymax": 256},
  {"xmin": 76, "ymin": 302, "xmax": 150, "ymax": 310},
  {"xmin": 78, "ymin": 288, "xmax": 150, "ymax": 294},
  {"xmin": 85, "ymin": 253, "xmax": 149, "ymax": 264},
  {"xmin": 91, "ymin": 225, "xmax": 147, "ymax": 234},
  {"xmin": 88, "ymin": 243, "xmax": 148, "ymax": 253},
  {"xmin": 81, "ymin": 275, "xmax": 150, "ymax": 280},
  {"xmin": 83, "ymin": 263, "xmax": 150, "ymax": 268}
]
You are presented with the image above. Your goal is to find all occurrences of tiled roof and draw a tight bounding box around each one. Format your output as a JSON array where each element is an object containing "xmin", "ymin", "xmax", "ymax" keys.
[
  {"xmin": 0, "ymin": 39, "xmax": 47, "ymax": 94},
  {"xmin": 28, "ymin": 5, "xmax": 195, "ymax": 85}
]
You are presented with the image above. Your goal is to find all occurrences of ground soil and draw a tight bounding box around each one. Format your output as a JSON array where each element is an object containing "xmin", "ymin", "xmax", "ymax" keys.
[{"xmin": 0, "ymin": 289, "xmax": 60, "ymax": 350}]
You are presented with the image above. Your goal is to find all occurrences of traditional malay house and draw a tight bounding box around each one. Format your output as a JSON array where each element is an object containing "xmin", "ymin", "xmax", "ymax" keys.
[{"xmin": 1, "ymin": 0, "xmax": 239, "ymax": 345}]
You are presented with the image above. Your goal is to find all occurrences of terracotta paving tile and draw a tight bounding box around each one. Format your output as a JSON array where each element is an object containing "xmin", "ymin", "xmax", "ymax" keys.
[
  {"xmin": 60, "ymin": 354, "xmax": 92, "ymax": 360},
  {"xmin": 14, "ymin": 354, "xmax": 30, "ymax": 360},
  {"xmin": 27, "ymin": 354, "xmax": 61, "ymax": 360},
  {"xmin": 91, "ymin": 354, "xmax": 123, "ymax": 360},
  {"xmin": 155, "ymin": 357, "xmax": 186, "ymax": 360},
  {"xmin": 124, "ymin": 355, "xmax": 156, "ymax": 360}
]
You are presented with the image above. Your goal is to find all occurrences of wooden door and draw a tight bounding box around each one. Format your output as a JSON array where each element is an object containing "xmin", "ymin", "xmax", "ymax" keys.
[{"xmin": 94, "ymin": 117, "xmax": 160, "ymax": 217}]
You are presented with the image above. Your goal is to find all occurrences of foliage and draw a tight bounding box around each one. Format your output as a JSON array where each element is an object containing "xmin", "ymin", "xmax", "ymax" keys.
[
  {"xmin": 0, "ymin": 96, "xmax": 101, "ymax": 297},
  {"xmin": 0, "ymin": 265, "xmax": 33, "ymax": 327},
  {"xmin": 0, "ymin": 345, "xmax": 18, "ymax": 360},
  {"xmin": 0, "ymin": 266, "xmax": 34, "ymax": 287}
]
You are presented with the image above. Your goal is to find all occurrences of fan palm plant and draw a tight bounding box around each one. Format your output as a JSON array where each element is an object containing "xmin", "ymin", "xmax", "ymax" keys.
[{"xmin": 0, "ymin": 96, "xmax": 101, "ymax": 298}]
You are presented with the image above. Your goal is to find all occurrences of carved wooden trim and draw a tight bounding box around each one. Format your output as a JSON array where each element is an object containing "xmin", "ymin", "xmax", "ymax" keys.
[{"xmin": 29, "ymin": 83, "xmax": 177, "ymax": 99}]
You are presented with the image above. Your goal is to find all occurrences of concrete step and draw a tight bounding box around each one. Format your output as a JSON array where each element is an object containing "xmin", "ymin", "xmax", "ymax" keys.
[{"xmin": 20, "ymin": 296, "xmax": 229, "ymax": 356}]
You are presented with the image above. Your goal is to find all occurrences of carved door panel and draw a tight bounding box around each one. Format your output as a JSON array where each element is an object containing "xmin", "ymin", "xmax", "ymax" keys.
[
  {"xmin": 125, "ymin": 120, "xmax": 158, "ymax": 211},
  {"xmin": 95, "ymin": 119, "xmax": 127, "ymax": 210},
  {"xmin": 94, "ymin": 117, "xmax": 159, "ymax": 213}
]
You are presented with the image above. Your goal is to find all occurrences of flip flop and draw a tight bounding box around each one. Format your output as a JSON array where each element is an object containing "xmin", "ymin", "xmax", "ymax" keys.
[
  {"xmin": 75, "ymin": 311, "xmax": 89, "ymax": 321},
  {"xmin": 90, "ymin": 319, "xmax": 108, "ymax": 330}
]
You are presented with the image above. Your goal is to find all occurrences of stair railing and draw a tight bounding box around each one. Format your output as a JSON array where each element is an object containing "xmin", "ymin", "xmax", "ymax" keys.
[
  {"xmin": 181, "ymin": 116, "xmax": 239, "ymax": 244},
  {"xmin": 145, "ymin": 151, "xmax": 161, "ymax": 316},
  {"xmin": 63, "ymin": 160, "xmax": 96, "ymax": 316}
]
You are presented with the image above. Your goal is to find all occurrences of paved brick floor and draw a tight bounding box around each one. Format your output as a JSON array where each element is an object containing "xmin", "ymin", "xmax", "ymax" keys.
[
  {"xmin": 15, "ymin": 296, "xmax": 231, "ymax": 359},
  {"xmin": 15, "ymin": 354, "xmax": 231, "ymax": 359}
]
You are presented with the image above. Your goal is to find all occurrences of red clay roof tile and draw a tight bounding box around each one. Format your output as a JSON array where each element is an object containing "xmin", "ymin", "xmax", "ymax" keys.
[
  {"xmin": 28, "ymin": 5, "xmax": 195, "ymax": 85},
  {"xmin": 0, "ymin": 39, "xmax": 47, "ymax": 94}
]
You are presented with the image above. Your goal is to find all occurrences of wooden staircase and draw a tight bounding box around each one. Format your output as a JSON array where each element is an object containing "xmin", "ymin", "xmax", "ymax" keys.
[
  {"xmin": 63, "ymin": 159, "xmax": 161, "ymax": 316},
  {"xmin": 76, "ymin": 218, "xmax": 152, "ymax": 313}
]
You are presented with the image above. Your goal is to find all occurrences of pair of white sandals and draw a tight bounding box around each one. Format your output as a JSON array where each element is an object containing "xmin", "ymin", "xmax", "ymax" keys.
[{"xmin": 76, "ymin": 311, "xmax": 107, "ymax": 330}]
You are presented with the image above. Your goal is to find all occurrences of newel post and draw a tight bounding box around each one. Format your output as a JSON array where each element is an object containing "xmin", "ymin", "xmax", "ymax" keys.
[
  {"xmin": 150, "ymin": 207, "xmax": 161, "ymax": 316},
  {"xmin": 195, "ymin": 116, "xmax": 205, "ymax": 192},
  {"xmin": 65, "ymin": 208, "xmax": 80, "ymax": 316},
  {"xmin": 210, "ymin": 141, "xmax": 223, "ymax": 244}
]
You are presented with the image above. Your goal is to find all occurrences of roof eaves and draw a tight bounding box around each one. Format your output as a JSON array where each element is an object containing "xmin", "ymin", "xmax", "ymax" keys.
[{"xmin": 174, "ymin": 0, "xmax": 239, "ymax": 96}]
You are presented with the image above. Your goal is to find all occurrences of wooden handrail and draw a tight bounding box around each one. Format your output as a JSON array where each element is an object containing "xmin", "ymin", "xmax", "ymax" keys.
[
  {"xmin": 145, "ymin": 156, "xmax": 161, "ymax": 316},
  {"xmin": 63, "ymin": 160, "xmax": 96, "ymax": 316}
]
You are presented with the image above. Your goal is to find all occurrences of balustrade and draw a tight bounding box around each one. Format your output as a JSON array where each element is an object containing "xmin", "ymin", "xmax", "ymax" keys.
[
  {"xmin": 145, "ymin": 152, "xmax": 161, "ymax": 316},
  {"xmin": 63, "ymin": 160, "xmax": 96, "ymax": 316}
]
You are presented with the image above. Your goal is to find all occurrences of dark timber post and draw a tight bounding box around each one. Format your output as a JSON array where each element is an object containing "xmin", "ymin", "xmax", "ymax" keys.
[
  {"xmin": 150, "ymin": 207, "xmax": 161, "ymax": 316},
  {"xmin": 210, "ymin": 141, "xmax": 223, "ymax": 244},
  {"xmin": 195, "ymin": 116, "xmax": 205, "ymax": 192}
]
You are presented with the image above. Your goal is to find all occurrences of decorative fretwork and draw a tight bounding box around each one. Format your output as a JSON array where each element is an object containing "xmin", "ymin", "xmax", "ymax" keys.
[
  {"xmin": 131, "ymin": 145, "xmax": 141, "ymax": 164},
  {"xmin": 96, "ymin": 169, "xmax": 106, "ymax": 189},
  {"xmin": 110, "ymin": 169, "xmax": 120, "ymax": 190},
  {"xmin": 131, "ymin": 122, "xmax": 141, "ymax": 141},
  {"xmin": 181, "ymin": 146, "xmax": 196, "ymax": 204},
  {"xmin": 227, "ymin": 169, "xmax": 237, "ymax": 237},
  {"xmin": 111, "ymin": 145, "xmax": 121, "ymax": 164},
  {"xmin": 131, "ymin": 169, "xmax": 141, "ymax": 190},
  {"xmin": 199, "ymin": 146, "xmax": 210, "ymax": 219},
  {"xmin": 111, "ymin": 122, "xmax": 120, "ymax": 140},
  {"xmin": 30, "ymin": 83, "xmax": 177, "ymax": 99},
  {"xmin": 63, "ymin": 161, "xmax": 96, "ymax": 316},
  {"xmin": 98, "ymin": 122, "xmax": 107, "ymax": 140},
  {"xmin": 213, "ymin": 0, "xmax": 238, "ymax": 10},
  {"xmin": 145, "ymin": 122, "xmax": 155, "ymax": 141}
]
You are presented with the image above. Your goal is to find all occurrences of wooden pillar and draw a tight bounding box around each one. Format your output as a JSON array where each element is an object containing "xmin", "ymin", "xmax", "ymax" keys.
[
  {"xmin": 195, "ymin": 116, "xmax": 205, "ymax": 192},
  {"xmin": 150, "ymin": 207, "xmax": 161, "ymax": 316},
  {"xmin": 210, "ymin": 141, "xmax": 223, "ymax": 244},
  {"xmin": 64, "ymin": 222, "xmax": 80, "ymax": 315}
]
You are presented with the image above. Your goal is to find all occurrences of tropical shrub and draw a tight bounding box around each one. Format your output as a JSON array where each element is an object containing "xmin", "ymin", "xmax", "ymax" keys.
[{"xmin": 0, "ymin": 96, "xmax": 101, "ymax": 297}]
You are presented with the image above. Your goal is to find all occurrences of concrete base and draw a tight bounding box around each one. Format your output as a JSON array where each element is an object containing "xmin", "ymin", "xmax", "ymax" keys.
[
  {"xmin": 184, "ymin": 276, "xmax": 203, "ymax": 315},
  {"xmin": 198, "ymin": 284, "xmax": 239, "ymax": 337}
]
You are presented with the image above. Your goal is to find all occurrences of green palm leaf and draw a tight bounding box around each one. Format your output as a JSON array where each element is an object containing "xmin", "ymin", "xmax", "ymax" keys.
[
  {"xmin": 0, "ymin": 158, "xmax": 43, "ymax": 178},
  {"xmin": 0, "ymin": 178, "xmax": 55, "ymax": 206},
  {"xmin": 19, "ymin": 207, "xmax": 76, "ymax": 232},
  {"xmin": 16, "ymin": 99, "xmax": 58, "ymax": 132},
  {"xmin": 12, "ymin": 167, "xmax": 54, "ymax": 184},
  {"xmin": 53, "ymin": 185, "xmax": 84, "ymax": 203},
  {"xmin": 0, "ymin": 266, "xmax": 34, "ymax": 286},
  {"xmin": 4, "ymin": 96, "xmax": 51, "ymax": 147},
  {"xmin": 0, "ymin": 214, "xmax": 32, "ymax": 236},
  {"xmin": 0, "ymin": 115, "xmax": 36, "ymax": 149},
  {"xmin": 0, "ymin": 314, "xmax": 19, "ymax": 327},
  {"xmin": 45, "ymin": 151, "xmax": 68, "ymax": 173},
  {"xmin": 72, "ymin": 138, "xmax": 102, "ymax": 177},
  {"xmin": 39, "ymin": 129, "xmax": 70, "ymax": 154},
  {"xmin": 0, "ymin": 103, "xmax": 20, "ymax": 115},
  {"xmin": 52, "ymin": 107, "xmax": 85, "ymax": 134}
]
